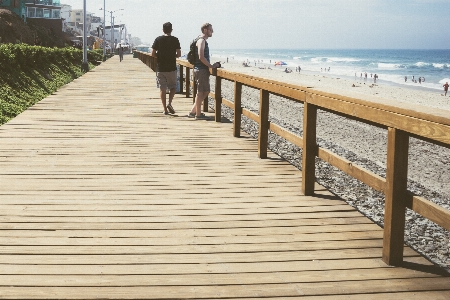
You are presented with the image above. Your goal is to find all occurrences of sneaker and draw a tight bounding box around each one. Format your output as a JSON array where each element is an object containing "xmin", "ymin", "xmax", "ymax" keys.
[
  {"xmin": 167, "ymin": 103, "xmax": 175, "ymax": 114},
  {"xmin": 188, "ymin": 112, "xmax": 196, "ymax": 118},
  {"xmin": 195, "ymin": 113, "xmax": 210, "ymax": 120},
  {"xmin": 163, "ymin": 111, "xmax": 169, "ymax": 115}
]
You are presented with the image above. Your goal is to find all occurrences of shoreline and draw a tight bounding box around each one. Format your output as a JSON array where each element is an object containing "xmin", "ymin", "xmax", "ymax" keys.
[
  {"xmin": 205, "ymin": 64, "xmax": 450, "ymax": 271},
  {"xmin": 212, "ymin": 55, "xmax": 450, "ymax": 112}
]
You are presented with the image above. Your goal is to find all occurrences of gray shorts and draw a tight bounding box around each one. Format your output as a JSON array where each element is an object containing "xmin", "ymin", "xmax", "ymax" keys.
[
  {"xmin": 194, "ymin": 69, "xmax": 210, "ymax": 93},
  {"xmin": 156, "ymin": 71, "xmax": 177, "ymax": 90}
]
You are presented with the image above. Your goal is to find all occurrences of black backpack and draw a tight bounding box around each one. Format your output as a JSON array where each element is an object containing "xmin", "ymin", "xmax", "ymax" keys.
[{"xmin": 187, "ymin": 37, "xmax": 201, "ymax": 64}]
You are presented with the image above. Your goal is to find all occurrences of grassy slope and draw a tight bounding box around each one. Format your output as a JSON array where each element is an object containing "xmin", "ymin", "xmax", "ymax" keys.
[{"xmin": 0, "ymin": 44, "xmax": 103, "ymax": 125}]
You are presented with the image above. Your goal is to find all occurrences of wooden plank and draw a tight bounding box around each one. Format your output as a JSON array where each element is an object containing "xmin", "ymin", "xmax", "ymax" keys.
[
  {"xmin": 317, "ymin": 147, "xmax": 387, "ymax": 193},
  {"xmin": 0, "ymin": 239, "xmax": 383, "ymax": 254},
  {"xmin": 233, "ymin": 81, "xmax": 242, "ymax": 137},
  {"xmin": 406, "ymin": 193, "xmax": 450, "ymax": 231},
  {"xmin": 269, "ymin": 122, "xmax": 303, "ymax": 147},
  {"xmin": 258, "ymin": 89, "xmax": 270, "ymax": 158},
  {"xmin": 0, "ymin": 224, "xmax": 382, "ymax": 238},
  {"xmin": 0, "ymin": 257, "xmax": 429, "ymax": 276},
  {"xmin": 242, "ymin": 107, "xmax": 259, "ymax": 122},
  {"xmin": 0, "ymin": 57, "xmax": 448, "ymax": 300},
  {"xmin": 308, "ymin": 93, "xmax": 450, "ymax": 146},
  {"xmin": 0, "ymin": 248, "xmax": 419, "ymax": 265},
  {"xmin": 0, "ymin": 266, "xmax": 445, "ymax": 286},
  {"xmin": 221, "ymin": 97, "xmax": 234, "ymax": 110},
  {"xmin": 216, "ymin": 69, "xmax": 309, "ymax": 102},
  {"xmin": 0, "ymin": 278, "xmax": 449, "ymax": 299},
  {"xmin": 0, "ymin": 231, "xmax": 385, "ymax": 246},
  {"xmin": 215, "ymin": 74, "xmax": 222, "ymax": 122},
  {"xmin": 302, "ymin": 102, "xmax": 318, "ymax": 196},
  {"xmin": 176, "ymin": 57, "xmax": 450, "ymax": 127},
  {"xmin": 383, "ymin": 128, "xmax": 409, "ymax": 266}
]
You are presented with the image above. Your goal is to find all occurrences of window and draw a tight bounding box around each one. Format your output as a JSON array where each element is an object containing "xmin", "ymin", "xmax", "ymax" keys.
[
  {"xmin": 52, "ymin": 9, "xmax": 60, "ymax": 18},
  {"xmin": 36, "ymin": 8, "xmax": 44, "ymax": 18},
  {"xmin": 27, "ymin": 7, "xmax": 36, "ymax": 18}
]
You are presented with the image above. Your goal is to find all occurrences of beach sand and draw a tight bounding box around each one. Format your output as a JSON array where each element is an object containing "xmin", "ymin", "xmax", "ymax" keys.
[
  {"xmin": 209, "ymin": 54, "xmax": 450, "ymax": 200},
  {"xmin": 213, "ymin": 56, "xmax": 450, "ymax": 113},
  {"xmin": 207, "ymin": 55, "xmax": 450, "ymax": 271}
]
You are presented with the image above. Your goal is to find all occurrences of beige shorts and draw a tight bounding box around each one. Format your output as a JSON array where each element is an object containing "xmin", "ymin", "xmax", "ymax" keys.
[
  {"xmin": 194, "ymin": 69, "xmax": 210, "ymax": 93},
  {"xmin": 156, "ymin": 71, "xmax": 177, "ymax": 90}
]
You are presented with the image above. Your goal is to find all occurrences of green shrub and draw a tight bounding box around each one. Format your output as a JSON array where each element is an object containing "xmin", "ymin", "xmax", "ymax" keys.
[{"xmin": 0, "ymin": 44, "xmax": 108, "ymax": 126}]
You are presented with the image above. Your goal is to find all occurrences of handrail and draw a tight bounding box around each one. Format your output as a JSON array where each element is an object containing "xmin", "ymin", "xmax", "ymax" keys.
[{"xmin": 136, "ymin": 51, "xmax": 450, "ymax": 267}]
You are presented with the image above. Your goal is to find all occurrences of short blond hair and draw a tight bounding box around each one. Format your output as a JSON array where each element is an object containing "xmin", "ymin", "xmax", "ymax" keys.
[{"xmin": 201, "ymin": 23, "xmax": 212, "ymax": 32}]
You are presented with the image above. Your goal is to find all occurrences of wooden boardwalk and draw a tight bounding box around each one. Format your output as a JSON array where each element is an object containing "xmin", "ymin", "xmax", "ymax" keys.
[{"xmin": 0, "ymin": 56, "xmax": 448, "ymax": 299}]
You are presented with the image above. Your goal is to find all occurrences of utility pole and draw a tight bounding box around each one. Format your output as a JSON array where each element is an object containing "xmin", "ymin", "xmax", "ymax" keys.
[
  {"xmin": 102, "ymin": 0, "xmax": 106, "ymax": 61},
  {"xmin": 110, "ymin": 13, "xmax": 114, "ymax": 55},
  {"xmin": 81, "ymin": 0, "xmax": 89, "ymax": 72}
]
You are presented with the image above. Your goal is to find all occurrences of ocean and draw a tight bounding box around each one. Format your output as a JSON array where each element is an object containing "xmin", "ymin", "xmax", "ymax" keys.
[{"xmin": 212, "ymin": 49, "xmax": 450, "ymax": 91}]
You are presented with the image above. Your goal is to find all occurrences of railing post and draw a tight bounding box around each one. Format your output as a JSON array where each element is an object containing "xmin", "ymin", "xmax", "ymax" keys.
[
  {"xmin": 179, "ymin": 65, "xmax": 184, "ymax": 94},
  {"xmin": 233, "ymin": 81, "xmax": 242, "ymax": 137},
  {"xmin": 302, "ymin": 100, "xmax": 317, "ymax": 196},
  {"xmin": 258, "ymin": 89, "xmax": 269, "ymax": 159},
  {"xmin": 214, "ymin": 72, "xmax": 222, "ymax": 122},
  {"xmin": 186, "ymin": 67, "xmax": 191, "ymax": 98},
  {"xmin": 383, "ymin": 127, "xmax": 409, "ymax": 266}
]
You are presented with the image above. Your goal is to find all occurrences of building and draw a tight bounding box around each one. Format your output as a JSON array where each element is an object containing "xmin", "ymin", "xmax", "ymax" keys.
[
  {"xmin": 24, "ymin": 0, "xmax": 61, "ymax": 20},
  {"xmin": 0, "ymin": 0, "xmax": 26, "ymax": 19},
  {"xmin": 0, "ymin": 0, "xmax": 62, "ymax": 21}
]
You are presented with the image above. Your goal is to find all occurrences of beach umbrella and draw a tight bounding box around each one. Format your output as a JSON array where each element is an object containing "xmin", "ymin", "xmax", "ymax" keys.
[{"xmin": 275, "ymin": 61, "xmax": 287, "ymax": 66}]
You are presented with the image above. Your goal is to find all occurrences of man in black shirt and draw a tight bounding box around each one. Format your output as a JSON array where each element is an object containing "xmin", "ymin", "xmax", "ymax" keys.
[{"xmin": 151, "ymin": 22, "xmax": 181, "ymax": 115}]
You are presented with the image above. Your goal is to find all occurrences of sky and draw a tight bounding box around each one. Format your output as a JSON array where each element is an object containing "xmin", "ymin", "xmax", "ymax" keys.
[{"xmin": 61, "ymin": 0, "xmax": 450, "ymax": 50}]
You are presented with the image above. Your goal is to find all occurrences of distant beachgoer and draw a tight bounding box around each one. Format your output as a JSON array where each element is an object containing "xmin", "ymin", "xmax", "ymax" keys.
[
  {"xmin": 412, "ymin": 76, "xmax": 415, "ymax": 81},
  {"xmin": 299, "ymin": 66, "xmax": 301, "ymax": 73},
  {"xmin": 328, "ymin": 67, "xmax": 330, "ymax": 72},
  {"xmin": 151, "ymin": 22, "xmax": 181, "ymax": 115},
  {"xmin": 405, "ymin": 76, "xmax": 407, "ymax": 82},
  {"xmin": 444, "ymin": 82, "xmax": 449, "ymax": 96},
  {"xmin": 419, "ymin": 77, "xmax": 422, "ymax": 84},
  {"xmin": 227, "ymin": 57, "xmax": 228, "ymax": 63},
  {"xmin": 374, "ymin": 74, "xmax": 378, "ymax": 83}
]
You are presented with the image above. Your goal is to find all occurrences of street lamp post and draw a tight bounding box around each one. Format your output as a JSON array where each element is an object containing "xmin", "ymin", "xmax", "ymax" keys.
[
  {"xmin": 102, "ymin": 0, "xmax": 106, "ymax": 61},
  {"xmin": 111, "ymin": 14, "xmax": 114, "ymax": 54},
  {"xmin": 106, "ymin": 9, "xmax": 123, "ymax": 56},
  {"xmin": 81, "ymin": 0, "xmax": 89, "ymax": 72}
]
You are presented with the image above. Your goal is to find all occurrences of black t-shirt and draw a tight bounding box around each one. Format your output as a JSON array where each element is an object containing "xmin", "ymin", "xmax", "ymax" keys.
[{"xmin": 151, "ymin": 35, "xmax": 181, "ymax": 72}]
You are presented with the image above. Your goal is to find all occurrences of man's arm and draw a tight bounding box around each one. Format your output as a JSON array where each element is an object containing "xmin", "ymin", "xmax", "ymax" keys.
[
  {"xmin": 151, "ymin": 49, "xmax": 157, "ymax": 58},
  {"xmin": 176, "ymin": 49, "xmax": 181, "ymax": 58},
  {"xmin": 197, "ymin": 39, "xmax": 217, "ymax": 68}
]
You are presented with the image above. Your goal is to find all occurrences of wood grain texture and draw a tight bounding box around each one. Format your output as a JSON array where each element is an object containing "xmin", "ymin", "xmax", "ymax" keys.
[{"xmin": 0, "ymin": 56, "xmax": 448, "ymax": 299}]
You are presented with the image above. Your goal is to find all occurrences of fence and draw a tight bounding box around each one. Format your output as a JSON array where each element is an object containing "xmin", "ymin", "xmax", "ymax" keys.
[{"xmin": 137, "ymin": 51, "xmax": 450, "ymax": 267}]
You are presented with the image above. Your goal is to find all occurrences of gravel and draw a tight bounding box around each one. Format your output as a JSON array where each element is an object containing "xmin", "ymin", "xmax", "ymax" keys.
[{"xmin": 204, "ymin": 79, "xmax": 450, "ymax": 272}]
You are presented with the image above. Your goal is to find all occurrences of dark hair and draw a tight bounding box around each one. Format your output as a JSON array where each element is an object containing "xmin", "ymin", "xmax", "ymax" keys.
[
  {"xmin": 163, "ymin": 22, "xmax": 172, "ymax": 34},
  {"xmin": 201, "ymin": 23, "xmax": 212, "ymax": 33}
]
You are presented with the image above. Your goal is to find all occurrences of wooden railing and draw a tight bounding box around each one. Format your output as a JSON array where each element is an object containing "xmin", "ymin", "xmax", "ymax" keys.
[{"xmin": 136, "ymin": 51, "xmax": 450, "ymax": 267}]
